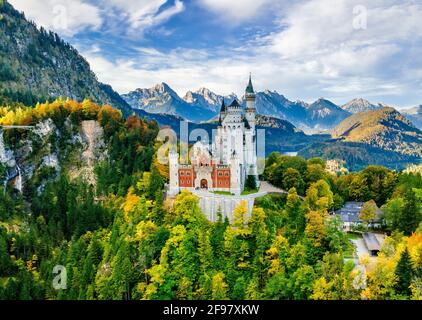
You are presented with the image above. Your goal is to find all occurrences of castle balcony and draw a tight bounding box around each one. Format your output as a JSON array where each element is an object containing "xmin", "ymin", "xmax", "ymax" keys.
[{"xmin": 179, "ymin": 164, "xmax": 192, "ymax": 169}]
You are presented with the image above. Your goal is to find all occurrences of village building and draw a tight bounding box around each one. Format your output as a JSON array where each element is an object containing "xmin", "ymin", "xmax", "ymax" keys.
[{"xmin": 335, "ymin": 201, "xmax": 383, "ymax": 231}]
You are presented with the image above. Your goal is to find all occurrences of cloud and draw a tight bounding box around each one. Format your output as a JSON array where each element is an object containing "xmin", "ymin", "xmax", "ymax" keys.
[
  {"xmin": 82, "ymin": 44, "xmax": 252, "ymax": 95},
  {"xmin": 12, "ymin": 0, "xmax": 422, "ymax": 107},
  {"xmin": 260, "ymin": 0, "xmax": 422, "ymax": 104},
  {"xmin": 9, "ymin": 0, "xmax": 185, "ymax": 36},
  {"xmin": 9, "ymin": 0, "xmax": 102, "ymax": 36},
  {"xmin": 86, "ymin": 0, "xmax": 422, "ymax": 103},
  {"xmin": 104, "ymin": 0, "xmax": 185, "ymax": 31},
  {"xmin": 198, "ymin": 0, "xmax": 273, "ymax": 22}
]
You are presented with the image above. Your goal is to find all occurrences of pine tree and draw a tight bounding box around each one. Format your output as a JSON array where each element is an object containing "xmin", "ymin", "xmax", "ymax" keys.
[
  {"xmin": 245, "ymin": 175, "xmax": 257, "ymax": 191},
  {"xmin": 284, "ymin": 188, "xmax": 306, "ymax": 242},
  {"xmin": 211, "ymin": 272, "xmax": 228, "ymax": 300},
  {"xmin": 232, "ymin": 276, "xmax": 246, "ymax": 300},
  {"xmin": 399, "ymin": 189, "xmax": 420, "ymax": 235},
  {"xmin": 148, "ymin": 164, "xmax": 164, "ymax": 199},
  {"xmin": 395, "ymin": 248, "xmax": 414, "ymax": 296}
]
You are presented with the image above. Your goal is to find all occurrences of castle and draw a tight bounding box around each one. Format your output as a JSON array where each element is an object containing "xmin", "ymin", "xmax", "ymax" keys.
[{"xmin": 169, "ymin": 76, "xmax": 259, "ymax": 196}]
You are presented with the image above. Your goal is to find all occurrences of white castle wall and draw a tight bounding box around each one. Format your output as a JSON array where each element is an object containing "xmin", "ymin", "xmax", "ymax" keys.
[{"xmin": 192, "ymin": 190, "xmax": 267, "ymax": 222}]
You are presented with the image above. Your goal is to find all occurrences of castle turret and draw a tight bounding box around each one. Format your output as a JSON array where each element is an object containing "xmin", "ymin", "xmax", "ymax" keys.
[
  {"xmin": 245, "ymin": 74, "xmax": 256, "ymax": 131},
  {"xmin": 169, "ymin": 150, "xmax": 179, "ymax": 196},
  {"xmin": 230, "ymin": 150, "xmax": 241, "ymax": 195}
]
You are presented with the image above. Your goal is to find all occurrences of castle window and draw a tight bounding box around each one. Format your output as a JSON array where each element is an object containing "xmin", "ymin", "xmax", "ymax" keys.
[
  {"xmin": 218, "ymin": 172, "xmax": 223, "ymax": 176},
  {"xmin": 180, "ymin": 171, "xmax": 184, "ymax": 176},
  {"xmin": 187, "ymin": 172, "xmax": 190, "ymax": 176},
  {"xmin": 225, "ymin": 172, "xmax": 229, "ymax": 176}
]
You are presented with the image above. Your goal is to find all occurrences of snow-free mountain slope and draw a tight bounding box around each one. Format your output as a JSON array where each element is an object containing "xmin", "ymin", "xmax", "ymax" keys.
[{"xmin": 332, "ymin": 107, "xmax": 422, "ymax": 157}]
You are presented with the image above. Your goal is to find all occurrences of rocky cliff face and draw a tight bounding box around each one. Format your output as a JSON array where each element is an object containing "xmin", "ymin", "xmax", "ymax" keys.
[{"xmin": 0, "ymin": 118, "xmax": 106, "ymax": 194}]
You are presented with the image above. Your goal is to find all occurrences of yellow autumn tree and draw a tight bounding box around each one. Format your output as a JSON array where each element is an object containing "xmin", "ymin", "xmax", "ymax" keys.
[
  {"xmin": 232, "ymin": 200, "xmax": 250, "ymax": 235},
  {"xmin": 211, "ymin": 272, "xmax": 229, "ymax": 300},
  {"xmin": 122, "ymin": 187, "xmax": 141, "ymax": 221}
]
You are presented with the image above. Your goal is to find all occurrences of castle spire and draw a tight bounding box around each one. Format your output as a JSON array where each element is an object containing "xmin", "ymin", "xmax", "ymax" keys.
[
  {"xmin": 246, "ymin": 73, "xmax": 254, "ymax": 94},
  {"xmin": 220, "ymin": 99, "xmax": 226, "ymax": 113},
  {"xmin": 219, "ymin": 99, "xmax": 226, "ymax": 124}
]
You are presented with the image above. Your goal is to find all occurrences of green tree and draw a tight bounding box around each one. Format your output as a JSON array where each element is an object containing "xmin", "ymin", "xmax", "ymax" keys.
[
  {"xmin": 211, "ymin": 272, "xmax": 229, "ymax": 300},
  {"xmin": 284, "ymin": 188, "xmax": 306, "ymax": 242},
  {"xmin": 305, "ymin": 180, "xmax": 334, "ymax": 212},
  {"xmin": 283, "ymin": 168, "xmax": 305, "ymax": 194},
  {"xmin": 399, "ymin": 189, "xmax": 421, "ymax": 235},
  {"xmin": 245, "ymin": 175, "xmax": 257, "ymax": 191},
  {"xmin": 360, "ymin": 200, "xmax": 378, "ymax": 229},
  {"xmin": 350, "ymin": 174, "xmax": 370, "ymax": 201},
  {"xmin": 395, "ymin": 248, "xmax": 414, "ymax": 296}
]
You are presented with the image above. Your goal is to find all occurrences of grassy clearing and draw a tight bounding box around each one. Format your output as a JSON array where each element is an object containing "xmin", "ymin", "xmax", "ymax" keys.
[
  {"xmin": 241, "ymin": 189, "xmax": 259, "ymax": 195},
  {"xmin": 347, "ymin": 232, "xmax": 362, "ymax": 240},
  {"xmin": 211, "ymin": 191, "xmax": 232, "ymax": 196}
]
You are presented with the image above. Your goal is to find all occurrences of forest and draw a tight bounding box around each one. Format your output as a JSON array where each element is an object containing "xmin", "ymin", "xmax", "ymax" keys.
[{"xmin": 0, "ymin": 101, "xmax": 421, "ymax": 300}]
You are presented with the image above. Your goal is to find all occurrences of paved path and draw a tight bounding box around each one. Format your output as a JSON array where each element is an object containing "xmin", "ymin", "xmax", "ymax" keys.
[
  {"xmin": 351, "ymin": 238, "xmax": 376, "ymax": 266},
  {"xmin": 259, "ymin": 181, "xmax": 305, "ymax": 200}
]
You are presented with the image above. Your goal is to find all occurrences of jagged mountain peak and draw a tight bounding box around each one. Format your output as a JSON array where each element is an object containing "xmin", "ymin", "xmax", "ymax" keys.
[
  {"xmin": 194, "ymin": 87, "xmax": 214, "ymax": 95},
  {"xmin": 312, "ymin": 97, "xmax": 339, "ymax": 106},
  {"xmin": 135, "ymin": 82, "xmax": 176, "ymax": 95},
  {"xmin": 341, "ymin": 98, "xmax": 382, "ymax": 114},
  {"xmin": 182, "ymin": 87, "xmax": 237, "ymax": 113},
  {"xmin": 123, "ymin": 83, "xmax": 217, "ymax": 122}
]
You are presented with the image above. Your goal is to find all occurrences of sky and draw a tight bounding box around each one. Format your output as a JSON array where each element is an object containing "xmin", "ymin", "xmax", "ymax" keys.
[{"xmin": 8, "ymin": 0, "xmax": 422, "ymax": 109}]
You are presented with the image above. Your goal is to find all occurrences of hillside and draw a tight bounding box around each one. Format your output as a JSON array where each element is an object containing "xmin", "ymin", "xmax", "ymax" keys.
[
  {"xmin": 332, "ymin": 107, "xmax": 422, "ymax": 157},
  {"xmin": 299, "ymin": 141, "xmax": 421, "ymax": 171},
  {"xmin": 0, "ymin": 2, "xmax": 132, "ymax": 116}
]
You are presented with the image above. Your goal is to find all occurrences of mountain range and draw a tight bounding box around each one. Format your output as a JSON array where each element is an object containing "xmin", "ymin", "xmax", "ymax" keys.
[
  {"xmin": 122, "ymin": 85, "xmax": 354, "ymax": 131},
  {"xmin": 123, "ymin": 85, "xmax": 422, "ymax": 133},
  {"xmin": 1, "ymin": 1, "xmax": 421, "ymax": 171}
]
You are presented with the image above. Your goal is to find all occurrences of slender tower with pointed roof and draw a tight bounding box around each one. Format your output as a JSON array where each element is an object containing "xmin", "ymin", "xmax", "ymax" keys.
[{"xmin": 245, "ymin": 73, "xmax": 256, "ymax": 132}]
